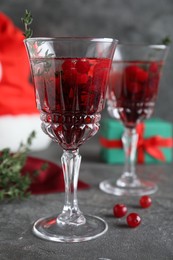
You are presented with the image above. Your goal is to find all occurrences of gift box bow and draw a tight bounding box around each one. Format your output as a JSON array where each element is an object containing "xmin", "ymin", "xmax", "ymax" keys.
[
  {"xmin": 100, "ymin": 123, "xmax": 173, "ymax": 163},
  {"xmin": 136, "ymin": 123, "xmax": 173, "ymax": 163}
]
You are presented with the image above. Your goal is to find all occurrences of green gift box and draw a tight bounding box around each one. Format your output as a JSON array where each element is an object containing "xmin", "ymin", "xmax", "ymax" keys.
[{"xmin": 99, "ymin": 118, "xmax": 173, "ymax": 164}]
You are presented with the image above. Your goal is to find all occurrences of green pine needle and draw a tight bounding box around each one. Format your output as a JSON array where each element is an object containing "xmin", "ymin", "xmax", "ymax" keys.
[
  {"xmin": 162, "ymin": 36, "xmax": 171, "ymax": 45},
  {"xmin": 0, "ymin": 131, "xmax": 47, "ymax": 201},
  {"xmin": 21, "ymin": 9, "xmax": 33, "ymax": 38}
]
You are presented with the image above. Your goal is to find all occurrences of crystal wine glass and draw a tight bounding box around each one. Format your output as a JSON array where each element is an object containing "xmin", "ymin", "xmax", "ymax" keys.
[
  {"xmin": 24, "ymin": 37, "xmax": 117, "ymax": 242},
  {"xmin": 100, "ymin": 43, "xmax": 168, "ymax": 196}
]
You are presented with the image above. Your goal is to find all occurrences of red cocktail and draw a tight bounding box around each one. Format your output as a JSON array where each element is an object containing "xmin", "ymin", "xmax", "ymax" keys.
[
  {"xmin": 108, "ymin": 60, "xmax": 163, "ymax": 128},
  {"xmin": 100, "ymin": 44, "xmax": 168, "ymax": 196},
  {"xmin": 25, "ymin": 37, "xmax": 117, "ymax": 242},
  {"xmin": 31, "ymin": 57, "xmax": 111, "ymax": 149}
]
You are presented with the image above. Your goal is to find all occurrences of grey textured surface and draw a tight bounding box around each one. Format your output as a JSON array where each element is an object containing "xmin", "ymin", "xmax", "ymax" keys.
[
  {"xmin": 0, "ymin": 139, "xmax": 173, "ymax": 260},
  {"xmin": 0, "ymin": 1, "xmax": 173, "ymax": 259},
  {"xmin": 0, "ymin": 0, "xmax": 173, "ymax": 122}
]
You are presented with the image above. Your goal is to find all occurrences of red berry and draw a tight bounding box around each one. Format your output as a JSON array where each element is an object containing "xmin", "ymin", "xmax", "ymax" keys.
[
  {"xmin": 137, "ymin": 68, "xmax": 148, "ymax": 83},
  {"xmin": 113, "ymin": 204, "xmax": 127, "ymax": 218},
  {"xmin": 125, "ymin": 65, "xmax": 148, "ymax": 95},
  {"xmin": 94, "ymin": 59, "xmax": 111, "ymax": 70},
  {"xmin": 127, "ymin": 82, "xmax": 142, "ymax": 94},
  {"xmin": 76, "ymin": 59, "xmax": 90, "ymax": 74},
  {"xmin": 126, "ymin": 213, "xmax": 141, "ymax": 228},
  {"xmin": 125, "ymin": 65, "xmax": 148, "ymax": 82},
  {"xmin": 140, "ymin": 195, "xmax": 152, "ymax": 208},
  {"xmin": 62, "ymin": 59, "xmax": 76, "ymax": 70},
  {"xmin": 77, "ymin": 73, "xmax": 89, "ymax": 84},
  {"xmin": 149, "ymin": 62, "xmax": 159, "ymax": 73},
  {"xmin": 63, "ymin": 69, "xmax": 78, "ymax": 86}
]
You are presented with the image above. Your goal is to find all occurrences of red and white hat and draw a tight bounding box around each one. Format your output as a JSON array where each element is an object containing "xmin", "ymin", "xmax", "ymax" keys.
[{"xmin": 0, "ymin": 12, "xmax": 50, "ymax": 151}]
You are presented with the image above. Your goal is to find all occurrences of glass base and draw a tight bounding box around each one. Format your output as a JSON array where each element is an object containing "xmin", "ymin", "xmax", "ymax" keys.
[
  {"xmin": 33, "ymin": 214, "xmax": 108, "ymax": 242},
  {"xmin": 99, "ymin": 179, "xmax": 158, "ymax": 196}
]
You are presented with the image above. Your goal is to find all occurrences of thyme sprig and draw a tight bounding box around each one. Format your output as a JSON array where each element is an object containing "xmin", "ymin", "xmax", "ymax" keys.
[
  {"xmin": 0, "ymin": 131, "xmax": 46, "ymax": 201},
  {"xmin": 21, "ymin": 10, "xmax": 54, "ymax": 75},
  {"xmin": 162, "ymin": 36, "xmax": 171, "ymax": 45},
  {"xmin": 21, "ymin": 9, "xmax": 33, "ymax": 38}
]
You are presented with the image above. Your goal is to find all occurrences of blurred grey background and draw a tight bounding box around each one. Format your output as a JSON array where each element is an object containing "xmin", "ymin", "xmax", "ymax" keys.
[{"xmin": 0, "ymin": 0, "xmax": 173, "ymax": 122}]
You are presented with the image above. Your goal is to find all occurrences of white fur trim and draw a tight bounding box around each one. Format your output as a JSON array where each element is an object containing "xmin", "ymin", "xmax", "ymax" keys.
[{"xmin": 0, "ymin": 115, "xmax": 51, "ymax": 152}]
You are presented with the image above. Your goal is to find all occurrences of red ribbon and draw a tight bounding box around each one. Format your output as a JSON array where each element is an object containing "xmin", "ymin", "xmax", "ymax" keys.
[
  {"xmin": 100, "ymin": 137, "xmax": 122, "ymax": 149},
  {"xmin": 136, "ymin": 123, "xmax": 173, "ymax": 163},
  {"xmin": 100, "ymin": 123, "xmax": 173, "ymax": 164}
]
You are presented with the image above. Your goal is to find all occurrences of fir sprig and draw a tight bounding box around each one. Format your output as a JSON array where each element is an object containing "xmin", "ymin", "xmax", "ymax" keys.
[
  {"xmin": 0, "ymin": 131, "xmax": 46, "ymax": 201},
  {"xmin": 162, "ymin": 36, "xmax": 171, "ymax": 45},
  {"xmin": 21, "ymin": 9, "xmax": 33, "ymax": 38}
]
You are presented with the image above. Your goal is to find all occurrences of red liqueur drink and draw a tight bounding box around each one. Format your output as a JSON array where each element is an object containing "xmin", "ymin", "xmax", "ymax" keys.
[
  {"xmin": 100, "ymin": 43, "xmax": 168, "ymax": 197},
  {"xmin": 25, "ymin": 37, "xmax": 117, "ymax": 242},
  {"xmin": 31, "ymin": 57, "xmax": 111, "ymax": 149},
  {"xmin": 108, "ymin": 60, "xmax": 163, "ymax": 128}
]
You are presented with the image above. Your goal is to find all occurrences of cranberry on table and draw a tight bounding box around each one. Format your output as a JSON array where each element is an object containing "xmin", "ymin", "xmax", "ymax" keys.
[
  {"xmin": 113, "ymin": 204, "xmax": 127, "ymax": 218},
  {"xmin": 126, "ymin": 213, "xmax": 141, "ymax": 228},
  {"xmin": 140, "ymin": 195, "xmax": 152, "ymax": 208}
]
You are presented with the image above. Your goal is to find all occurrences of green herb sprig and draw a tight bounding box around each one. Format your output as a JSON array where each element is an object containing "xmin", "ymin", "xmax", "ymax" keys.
[
  {"xmin": 0, "ymin": 131, "xmax": 46, "ymax": 201},
  {"xmin": 162, "ymin": 36, "xmax": 171, "ymax": 45},
  {"xmin": 21, "ymin": 9, "xmax": 33, "ymax": 38}
]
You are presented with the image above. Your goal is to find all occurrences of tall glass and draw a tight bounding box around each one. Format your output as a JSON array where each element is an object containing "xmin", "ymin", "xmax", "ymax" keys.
[
  {"xmin": 100, "ymin": 43, "xmax": 168, "ymax": 196},
  {"xmin": 24, "ymin": 37, "xmax": 117, "ymax": 242}
]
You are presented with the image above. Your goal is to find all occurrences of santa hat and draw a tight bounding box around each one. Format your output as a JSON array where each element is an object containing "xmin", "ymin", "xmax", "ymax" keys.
[{"xmin": 0, "ymin": 12, "xmax": 50, "ymax": 151}]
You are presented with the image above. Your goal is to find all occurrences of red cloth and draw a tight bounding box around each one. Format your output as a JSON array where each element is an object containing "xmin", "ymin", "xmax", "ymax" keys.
[
  {"xmin": 0, "ymin": 12, "xmax": 38, "ymax": 115},
  {"xmin": 22, "ymin": 156, "xmax": 90, "ymax": 194}
]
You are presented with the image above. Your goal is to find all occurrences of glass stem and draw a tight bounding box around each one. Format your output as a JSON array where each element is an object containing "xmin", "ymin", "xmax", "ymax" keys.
[
  {"xmin": 57, "ymin": 149, "xmax": 86, "ymax": 226},
  {"xmin": 117, "ymin": 127, "xmax": 141, "ymax": 187}
]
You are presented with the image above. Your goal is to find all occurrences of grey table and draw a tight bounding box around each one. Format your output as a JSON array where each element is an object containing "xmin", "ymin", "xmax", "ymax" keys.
[{"xmin": 0, "ymin": 136, "xmax": 173, "ymax": 260}]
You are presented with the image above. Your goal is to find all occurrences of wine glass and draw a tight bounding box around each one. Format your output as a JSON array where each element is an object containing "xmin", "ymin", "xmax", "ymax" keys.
[
  {"xmin": 100, "ymin": 43, "xmax": 168, "ymax": 196},
  {"xmin": 24, "ymin": 37, "xmax": 117, "ymax": 242}
]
